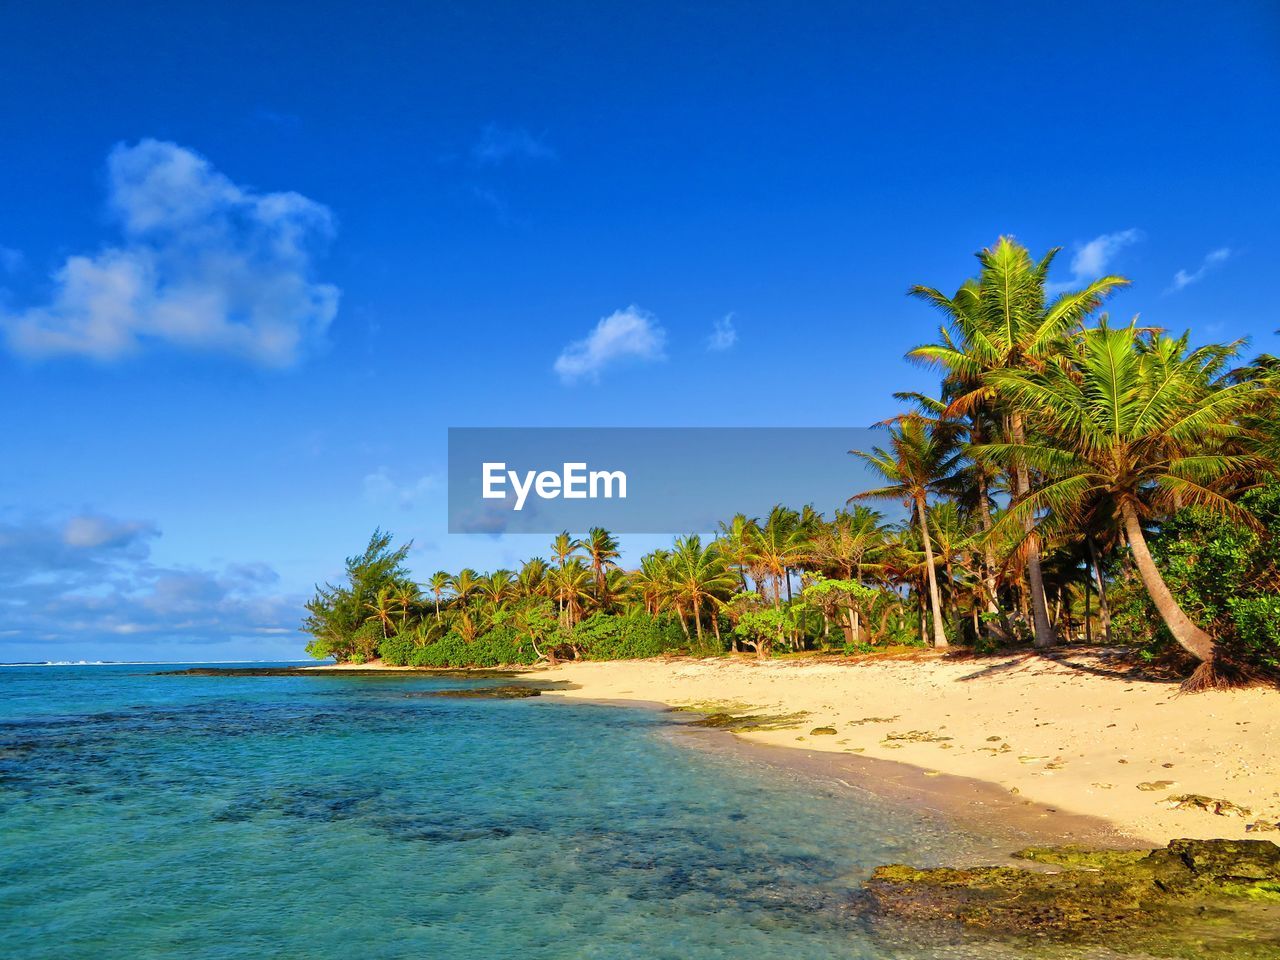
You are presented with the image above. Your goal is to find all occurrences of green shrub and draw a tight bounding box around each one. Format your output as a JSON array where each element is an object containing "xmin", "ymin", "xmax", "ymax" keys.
[
  {"xmin": 406, "ymin": 628, "xmax": 539, "ymax": 668},
  {"xmin": 378, "ymin": 632, "xmax": 416, "ymax": 666},
  {"xmin": 575, "ymin": 610, "xmax": 690, "ymax": 659},
  {"xmin": 1108, "ymin": 478, "xmax": 1280, "ymax": 669}
]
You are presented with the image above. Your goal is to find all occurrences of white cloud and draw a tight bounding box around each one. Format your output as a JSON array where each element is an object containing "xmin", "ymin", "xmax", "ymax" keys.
[
  {"xmin": 472, "ymin": 124, "xmax": 556, "ymax": 165},
  {"xmin": 2, "ymin": 139, "xmax": 339, "ymax": 366},
  {"xmin": 707, "ymin": 313, "xmax": 737, "ymax": 351},
  {"xmin": 1168, "ymin": 247, "xmax": 1231, "ymax": 293},
  {"xmin": 1048, "ymin": 229, "xmax": 1143, "ymax": 293},
  {"xmin": 362, "ymin": 467, "xmax": 439, "ymax": 510},
  {"xmin": 554, "ymin": 305, "xmax": 667, "ymax": 384}
]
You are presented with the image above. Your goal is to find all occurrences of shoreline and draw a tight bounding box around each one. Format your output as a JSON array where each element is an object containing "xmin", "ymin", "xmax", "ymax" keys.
[{"xmin": 516, "ymin": 653, "xmax": 1280, "ymax": 845}]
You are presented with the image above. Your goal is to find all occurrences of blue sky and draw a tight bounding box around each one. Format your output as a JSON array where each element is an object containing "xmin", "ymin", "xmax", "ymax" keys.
[{"xmin": 1, "ymin": 1, "xmax": 1277, "ymax": 662}]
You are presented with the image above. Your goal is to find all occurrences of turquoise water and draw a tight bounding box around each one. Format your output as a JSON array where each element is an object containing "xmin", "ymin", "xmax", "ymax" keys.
[{"xmin": 1, "ymin": 665, "xmax": 1116, "ymax": 959}]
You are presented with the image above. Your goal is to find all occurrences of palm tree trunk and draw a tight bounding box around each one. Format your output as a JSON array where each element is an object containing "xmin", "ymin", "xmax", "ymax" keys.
[
  {"xmin": 1120, "ymin": 501, "xmax": 1217, "ymax": 663},
  {"xmin": 971, "ymin": 424, "xmax": 1006, "ymax": 639},
  {"xmin": 1084, "ymin": 571, "xmax": 1092, "ymax": 644},
  {"xmin": 1086, "ymin": 534, "xmax": 1112, "ymax": 644},
  {"xmin": 916, "ymin": 496, "xmax": 948, "ymax": 648},
  {"xmin": 1010, "ymin": 412, "xmax": 1055, "ymax": 649}
]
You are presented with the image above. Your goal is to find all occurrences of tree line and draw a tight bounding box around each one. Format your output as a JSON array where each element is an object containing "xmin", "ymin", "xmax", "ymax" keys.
[{"xmin": 304, "ymin": 237, "xmax": 1280, "ymax": 688}]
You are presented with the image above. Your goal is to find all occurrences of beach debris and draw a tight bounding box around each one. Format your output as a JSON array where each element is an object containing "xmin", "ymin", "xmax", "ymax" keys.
[
  {"xmin": 809, "ymin": 726, "xmax": 838, "ymax": 736},
  {"xmin": 1163, "ymin": 794, "xmax": 1253, "ymax": 818},
  {"xmin": 1246, "ymin": 820, "xmax": 1280, "ymax": 833},
  {"xmin": 1136, "ymin": 781, "xmax": 1176, "ymax": 792},
  {"xmin": 985, "ymin": 735, "xmax": 1003, "ymax": 742},
  {"xmin": 849, "ymin": 715, "xmax": 899, "ymax": 725},
  {"xmin": 1018, "ymin": 755, "xmax": 1050, "ymax": 764},
  {"xmin": 881, "ymin": 730, "xmax": 953, "ymax": 745}
]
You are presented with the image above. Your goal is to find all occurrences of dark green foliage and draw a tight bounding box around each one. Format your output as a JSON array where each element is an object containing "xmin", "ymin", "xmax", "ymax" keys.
[
  {"xmin": 377, "ymin": 631, "xmax": 416, "ymax": 666},
  {"xmin": 405, "ymin": 628, "xmax": 539, "ymax": 669},
  {"xmin": 574, "ymin": 610, "xmax": 689, "ymax": 660},
  {"xmin": 302, "ymin": 529, "xmax": 413, "ymax": 662},
  {"xmin": 1110, "ymin": 479, "xmax": 1280, "ymax": 669}
]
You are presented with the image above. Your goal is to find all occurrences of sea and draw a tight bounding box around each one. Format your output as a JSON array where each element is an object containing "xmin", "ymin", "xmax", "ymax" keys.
[{"xmin": 0, "ymin": 663, "xmax": 1141, "ymax": 959}]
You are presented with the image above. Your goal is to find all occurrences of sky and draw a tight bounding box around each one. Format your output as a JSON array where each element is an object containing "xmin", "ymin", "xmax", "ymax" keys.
[{"xmin": 1, "ymin": 1, "xmax": 1277, "ymax": 662}]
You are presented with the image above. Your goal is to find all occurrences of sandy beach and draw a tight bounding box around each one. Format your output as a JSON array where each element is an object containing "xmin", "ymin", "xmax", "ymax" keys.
[{"xmin": 518, "ymin": 652, "xmax": 1280, "ymax": 845}]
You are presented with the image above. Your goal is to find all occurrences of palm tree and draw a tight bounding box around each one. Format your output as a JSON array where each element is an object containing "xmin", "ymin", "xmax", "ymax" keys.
[
  {"xmin": 630, "ymin": 551, "xmax": 673, "ymax": 616},
  {"xmin": 751, "ymin": 505, "xmax": 808, "ymax": 605},
  {"xmin": 364, "ymin": 584, "xmax": 398, "ymax": 640},
  {"xmin": 549, "ymin": 559, "xmax": 593, "ymax": 630},
  {"xmin": 478, "ymin": 570, "xmax": 515, "ymax": 610},
  {"xmin": 982, "ymin": 321, "xmax": 1264, "ymax": 686},
  {"xmin": 851, "ymin": 418, "xmax": 962, "ymax": 647},
  {"xmin": 550, "ymin": 531, "xmax": 581, "ymax": 569},
  {"xmin": 809, "ymin": 506, "xmax": 886, "ymax": 640},
  {"xmin": 714, "ymin": 513, "xmax": 759, "ymax": 591},
  {"xmin": 516, "ymin": 557, "xmax": 549, "ymax": 599},
  {"xmin": 908, "ymin": 236, "xmax": 1128, "ymax": 648},
  {"xmin": 667, "ymin": 535, "xmax": 737, "ymax": 645},
  {"xmin": 448, "ymin": 569, "xmax": 481, "ymax": 608},
  {"xmin": 427, "ymin": 571, "xmax": 451, "ymax": 620},
  {"xmin": 583, "ymin": 527, "xmax": 621, "ymax": 593},
  {"xmin": 393, "ymin": 581, "xmax": 421, "ymax": 631}
]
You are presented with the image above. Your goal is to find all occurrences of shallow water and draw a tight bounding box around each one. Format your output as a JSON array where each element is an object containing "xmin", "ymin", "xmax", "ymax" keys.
[{"xmin": 0, "ymin": 665, "xmax": 1141, "ymax": 959}]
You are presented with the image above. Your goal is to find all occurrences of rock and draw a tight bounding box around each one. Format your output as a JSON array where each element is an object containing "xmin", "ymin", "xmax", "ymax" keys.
[
  {"xmin": 1164, "ymin": 793, "xmax": 1253, "ymax": 817},
  {"xmin": 863, "ymin": 838, "xmax": 1280, "ymax": 948},
  {"xmin": 687, "ymin": 711, "xmax": 808, "ymax": 732},
  {"xmin": 413, "ymin": 684, "xmax": 542, "ymax": 699},
  {"xmin": 809, "ymin": 726, "xmax": 838, "ymax": 736}
]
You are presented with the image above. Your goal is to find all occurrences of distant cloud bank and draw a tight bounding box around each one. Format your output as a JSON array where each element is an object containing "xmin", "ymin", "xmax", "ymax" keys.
[
  {"xmin": 0, "ymin": 510, "xmax": 296, "ymax": 655},
  {"xmin": 1, "ymin": 139, "xmax": 339, "ymax": 366},
  {"xmin": 554, "ymin": 305, "xmax": 667, "ymax": 384},
  {"xmin": 1168, "ymin": 247, "xmax": 1231, "ymax": 293}
]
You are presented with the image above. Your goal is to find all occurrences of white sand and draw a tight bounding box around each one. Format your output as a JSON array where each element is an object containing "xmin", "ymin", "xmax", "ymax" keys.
[{"xmin": 523, "ymin": 653, "xmax": 1280, "ymax": 844}]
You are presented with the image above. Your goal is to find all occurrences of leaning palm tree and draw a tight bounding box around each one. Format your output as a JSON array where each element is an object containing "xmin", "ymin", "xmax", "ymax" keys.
[
  {"xmin": 851, "ymin": 418, "xmax": 963, "ymax": 647},
  {"xmin": 908, "ymin": 236, "xmax": 1128, "ymax": 648},
  {"xmin": 981, "ymin": 321, "xmax": 1265, "ymax": 687}
]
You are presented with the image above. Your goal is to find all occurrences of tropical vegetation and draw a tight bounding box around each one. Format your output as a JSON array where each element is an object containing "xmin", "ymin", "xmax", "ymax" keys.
[{"xmin": 304, "ymin": 237, "xmax": 1280, "ymax": 689}]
